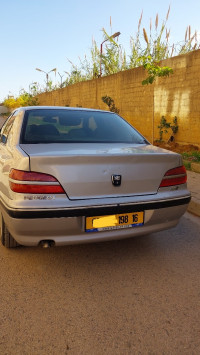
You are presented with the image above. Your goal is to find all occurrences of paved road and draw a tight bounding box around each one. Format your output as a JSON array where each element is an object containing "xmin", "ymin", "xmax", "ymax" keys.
[{"xmin": 0, "ymin": 212, "xmax": 200, "ymax": 354}]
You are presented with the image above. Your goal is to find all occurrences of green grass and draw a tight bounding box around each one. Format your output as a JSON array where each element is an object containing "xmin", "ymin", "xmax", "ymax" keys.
[
  {"xmin": 183, "ymin": 160, "xmax": 191, "ymax": 170},
  {"xmin": 181, "ymin": 151, "xmax": 200, "ymax": 162}
]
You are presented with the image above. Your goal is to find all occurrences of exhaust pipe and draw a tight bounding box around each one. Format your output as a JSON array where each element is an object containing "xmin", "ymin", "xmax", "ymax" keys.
[{"xmin": 39, "ymin": 240, "xmax": 55, "ymax": 248}]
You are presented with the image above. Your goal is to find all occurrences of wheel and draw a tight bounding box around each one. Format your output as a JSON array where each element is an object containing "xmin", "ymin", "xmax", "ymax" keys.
[{"xmin": 0, "ymin": 213, "xmax": 19, "ymax": 248}]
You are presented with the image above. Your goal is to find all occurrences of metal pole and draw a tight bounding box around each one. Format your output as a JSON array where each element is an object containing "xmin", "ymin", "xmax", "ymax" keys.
[
  {"xmin": 99, "ymin": 32, "xmax": 121, "ymax": 77},
  {"xmin": 46, "ymin": 73, "xmax": 49, "ymax": 91},
  {"xmin": 100, "ymin": 43, "xmax": 103, "ymax": 77}
]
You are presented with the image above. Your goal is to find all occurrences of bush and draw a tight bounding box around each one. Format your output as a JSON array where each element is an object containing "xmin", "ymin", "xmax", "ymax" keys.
[{"xmin": 3, "ymin": 90, "xmax": 38, "ymax": 110}]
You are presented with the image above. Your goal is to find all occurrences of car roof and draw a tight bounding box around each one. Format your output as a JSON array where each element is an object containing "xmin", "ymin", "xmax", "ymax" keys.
[{"xmin": 16, "ymin": 106, "xmax": 113, "ymax": 114}]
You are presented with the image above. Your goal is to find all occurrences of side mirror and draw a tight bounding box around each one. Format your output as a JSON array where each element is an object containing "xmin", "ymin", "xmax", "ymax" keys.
[{"xmin": 0, "ymin": 134, "xmax": 7, "ymax": 144}]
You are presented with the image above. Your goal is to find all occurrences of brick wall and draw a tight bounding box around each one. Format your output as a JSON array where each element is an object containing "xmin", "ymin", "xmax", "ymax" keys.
[{"xmin": 37, "ymin": 50, "xmax": 200, "ymax": 147}]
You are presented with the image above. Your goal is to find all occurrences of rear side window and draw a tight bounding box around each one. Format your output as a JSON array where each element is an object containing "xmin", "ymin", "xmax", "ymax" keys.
[
  {"xmin": 21, "ymin": 109, "xmax": 147, "ymax": 144},
  {"xmin": 0, "ymin": 113, "xmax": 16, "ymax": 144}
]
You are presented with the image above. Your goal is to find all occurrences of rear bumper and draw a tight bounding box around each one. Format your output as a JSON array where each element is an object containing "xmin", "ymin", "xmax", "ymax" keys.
[
  {"xmin": 1, "ymin": 196, "xmax": 191, "ymax": 219},
  {"xmin": 0, "ymin": 196, "xmax": 190, "ymax": 246}
]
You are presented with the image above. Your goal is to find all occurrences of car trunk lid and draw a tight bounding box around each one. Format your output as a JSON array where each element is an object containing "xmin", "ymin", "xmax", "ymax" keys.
[{"xmin": 20, "ymin": 143, "xmax": 181, "ymax": 200}]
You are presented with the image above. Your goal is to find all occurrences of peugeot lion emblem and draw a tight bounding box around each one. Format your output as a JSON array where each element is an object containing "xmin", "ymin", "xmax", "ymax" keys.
[{"xmin": 111, "ymin": 174, "xmax": 122, "ymax": 186}]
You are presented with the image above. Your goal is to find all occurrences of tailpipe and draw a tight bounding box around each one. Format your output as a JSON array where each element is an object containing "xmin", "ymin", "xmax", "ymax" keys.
[{"xmin": 39, "ymin": 240, "xmax": 55, "ymax": 248}]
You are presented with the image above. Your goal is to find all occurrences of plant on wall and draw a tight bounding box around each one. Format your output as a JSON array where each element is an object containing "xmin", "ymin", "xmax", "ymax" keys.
[
  {"xmin": 141, "ymin": 56, "xmax": 173, "ymax": 85},
  {"xmin": 136, "ymin": 9, "xmax": 174, "ymax": 85},
  {"xmin": 158, "ymin": 116, "xmax": 178, "ymax": 142},
  {"xmin": 170, "ymin": 116, "xmax": 178, "ymax": 137},
  {"xmin": 101, "ymin": 95, "xmax": 120, "ymax": 113}
]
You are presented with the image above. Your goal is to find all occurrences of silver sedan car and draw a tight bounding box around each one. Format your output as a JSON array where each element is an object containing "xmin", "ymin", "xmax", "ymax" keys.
[{"xmin": 0, "ymin": 106, "xmax": 190, "ymax": 248}]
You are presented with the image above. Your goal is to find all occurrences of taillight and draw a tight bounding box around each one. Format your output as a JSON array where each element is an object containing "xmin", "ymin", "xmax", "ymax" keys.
[
  {"xmin": 9, "ymin": 169, "xmax": 65, "ymax": 194},
  {"xmin": 159, "ymin": 166, "xmax": 187, "ymax": 188}
]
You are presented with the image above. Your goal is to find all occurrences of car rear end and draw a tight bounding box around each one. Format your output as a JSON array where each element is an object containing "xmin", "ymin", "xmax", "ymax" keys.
[{"xmin": 0, "ymin": 107, "xmax": 191, "ymax": 247}]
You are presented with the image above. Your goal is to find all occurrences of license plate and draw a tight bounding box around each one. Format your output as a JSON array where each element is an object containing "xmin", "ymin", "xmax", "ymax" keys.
[{"xmin": 85, "ymin": 212, "xmax": 144, "ymax": 232}]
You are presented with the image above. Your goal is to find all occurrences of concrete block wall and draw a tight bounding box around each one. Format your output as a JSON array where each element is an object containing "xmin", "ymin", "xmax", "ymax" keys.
[
  {"xmin": 154, "ymin": 51, "xmax": 200, "ymax": 146},
  {"xmin": 0, "ymin": 105, "xmax": 8, "ymax": 114},
  {"xmin": 37, "ymin": 50, "xmax": 200, "ymax": 146}
]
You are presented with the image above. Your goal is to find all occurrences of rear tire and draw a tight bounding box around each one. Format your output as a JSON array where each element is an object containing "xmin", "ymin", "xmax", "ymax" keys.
[{"xmin": 0, "ymin": 213, "xmax": 19, "ymax": 248}]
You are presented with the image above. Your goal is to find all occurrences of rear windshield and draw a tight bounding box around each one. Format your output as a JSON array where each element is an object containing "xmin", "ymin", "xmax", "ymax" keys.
[{"xmin": 21, "ymin": 109, "xmax": 147, "ymax": 144}]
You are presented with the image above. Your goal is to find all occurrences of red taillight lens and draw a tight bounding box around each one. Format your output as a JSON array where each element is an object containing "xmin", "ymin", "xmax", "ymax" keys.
[
  {"xmin": 159, "ymin": 166, "xmax": 187, "ymax": 188},
  {"xmin": 9, "ymin": 183, "xmax": 64, "ymax": 194},
  {"xmin": 9, "ymin": 169, "xmax": 65, "ymax": 194},
  {"xmin": 9, "ymin": 169, "xmax": 57, "ymax": 182}
]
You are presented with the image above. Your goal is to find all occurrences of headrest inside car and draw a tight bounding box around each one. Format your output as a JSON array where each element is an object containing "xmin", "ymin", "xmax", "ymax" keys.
[
  {"xmin": 59, "ymin": 116, "xmax": 81, "ymax": 126},
  {"xmin": 43, "ymin": 116, "xmax": 57, "ymax": 123}
]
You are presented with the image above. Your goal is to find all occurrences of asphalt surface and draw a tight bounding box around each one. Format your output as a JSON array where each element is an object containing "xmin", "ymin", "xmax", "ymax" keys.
[
  {"xmin": 0, "ymin": 212, "xmax": 200, "ymax": 354},
  {"xmin": 187, "ymin": 171, "xmax": 200, "ymax": 217}
]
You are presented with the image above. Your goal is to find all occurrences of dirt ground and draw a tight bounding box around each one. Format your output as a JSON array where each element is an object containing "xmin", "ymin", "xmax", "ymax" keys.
[{"xmin": 154, "ymin": 141, "xmax": 200, "ymax": 154}]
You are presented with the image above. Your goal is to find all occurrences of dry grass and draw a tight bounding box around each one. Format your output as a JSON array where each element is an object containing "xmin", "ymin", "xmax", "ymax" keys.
[{"xmin": 143, "ymin": 28, "xmax": 149, "ymax": 44}]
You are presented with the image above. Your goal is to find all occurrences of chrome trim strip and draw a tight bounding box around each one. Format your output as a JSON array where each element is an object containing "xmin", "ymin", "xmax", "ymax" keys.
[
  {"xmin": 9, "ymin": 178, "xmax": 59, "ymax": 185},
  {"xmin": 162, "ymin": 173, "xmax": 186, "ymax": 180}
]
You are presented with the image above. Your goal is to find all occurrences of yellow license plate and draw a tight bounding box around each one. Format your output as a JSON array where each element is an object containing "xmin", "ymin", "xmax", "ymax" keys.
[{"xmin": 85, "ymin": 212, "xmax": 144, "ymax": 232}]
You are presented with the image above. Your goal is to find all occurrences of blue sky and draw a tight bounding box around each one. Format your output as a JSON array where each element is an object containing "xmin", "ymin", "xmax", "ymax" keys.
[{"xmin": 1, "ymin": 0, "xmax": 200, "ymax": 102}]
